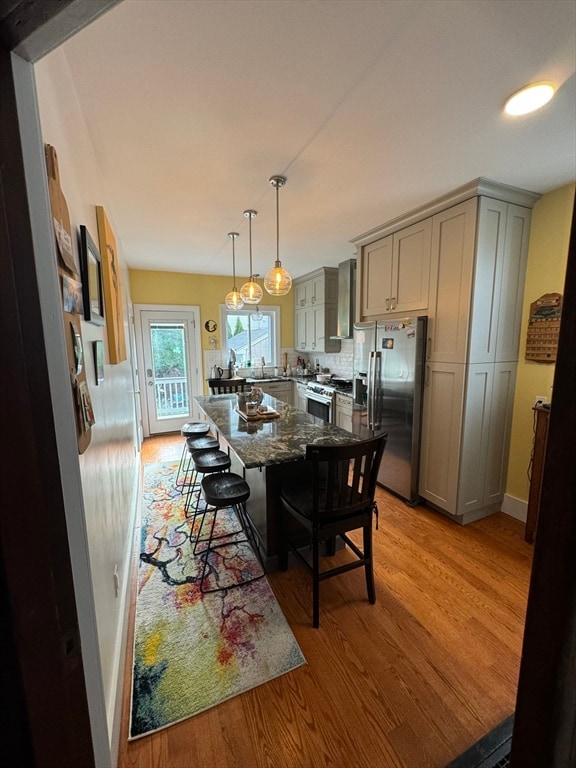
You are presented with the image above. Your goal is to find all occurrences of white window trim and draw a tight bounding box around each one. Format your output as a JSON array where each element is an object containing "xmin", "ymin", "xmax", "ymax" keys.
[{"xmin": 219, "ymin": 304, "xmax": 281, "ymax": 365}]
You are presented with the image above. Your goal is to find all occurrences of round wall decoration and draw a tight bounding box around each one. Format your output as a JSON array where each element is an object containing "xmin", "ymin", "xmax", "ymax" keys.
[{"xmin": 204, "ymin": 319, "xmax": 217, "ymax": 332}]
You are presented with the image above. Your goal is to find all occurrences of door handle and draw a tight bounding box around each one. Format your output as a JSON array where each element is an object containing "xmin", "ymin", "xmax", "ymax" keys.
[{"xmin": 390, "ymin": 297, "xmax": 396, "ymax": 310}]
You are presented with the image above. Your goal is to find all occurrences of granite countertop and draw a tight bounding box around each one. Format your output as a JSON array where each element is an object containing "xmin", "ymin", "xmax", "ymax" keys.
[{"xmin": 195, "ymin": 393, "xmax": 360, "ymax": 469}]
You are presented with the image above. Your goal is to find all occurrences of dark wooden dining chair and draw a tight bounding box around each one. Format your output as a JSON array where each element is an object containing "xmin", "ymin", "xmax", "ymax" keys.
[
  {"xmin": 279, "ymin": 434, "xmax": 387, "ymax": 628},
  {"xmin": 208, "ymin": 378, "xmax": 246, "ymax": 394}
]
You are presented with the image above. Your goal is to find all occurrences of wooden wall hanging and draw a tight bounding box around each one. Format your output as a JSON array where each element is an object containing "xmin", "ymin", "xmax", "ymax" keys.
[
  {"xmin": 45, "ymin": 144, "xmax": 93, "ymax": 454},
  {"xmin": 525, "ymin": 292, "xmax": 562, "ymax": 363},
  {"xmin": 96, "ymin": 206, "xmax": 127, "ymax": 364}
]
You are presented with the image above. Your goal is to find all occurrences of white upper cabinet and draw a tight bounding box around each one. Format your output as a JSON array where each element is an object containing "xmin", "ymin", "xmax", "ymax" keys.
[
  {"xmin": 293, "ymin": 267, "xmax": 340, "ymax": 353},
  {"xmin": 360, "ymin": 218, "xmax": 432, "ymax": 318},
  {"xmin": 426, "ymin": 198, "xmax": 478, "ymax": 364}
]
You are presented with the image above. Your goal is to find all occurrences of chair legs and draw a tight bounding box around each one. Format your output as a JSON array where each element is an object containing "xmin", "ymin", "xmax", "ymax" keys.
[
  {"xmin": 363, "ymin": 523, "xmax": 376, "ymax": 605},
  {"xmin": 280, "ymin": 513, "xmax": 376, "ymax": 628}
]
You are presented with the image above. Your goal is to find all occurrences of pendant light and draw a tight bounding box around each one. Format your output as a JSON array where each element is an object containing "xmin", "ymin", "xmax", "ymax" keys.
[
  {"xmin": 225, "ymin": 232, "xmax": 244, "ymax": 310},
  {"xmin": 240, "ymin": 209, "xmax": 263, "ymax": 304},
  {"xmin": 264, "ymin": 175, "xmax": 292, "ymax": 296}
]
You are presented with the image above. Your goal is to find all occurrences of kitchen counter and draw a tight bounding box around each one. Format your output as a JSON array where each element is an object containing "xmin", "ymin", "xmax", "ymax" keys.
[
  {"xmin": 195, "ymin": 393, "xmax": 361, "ymax": 567},
  {"xmin": 195, "ymin": 393, "xmax": 360, "ymax": 469}
]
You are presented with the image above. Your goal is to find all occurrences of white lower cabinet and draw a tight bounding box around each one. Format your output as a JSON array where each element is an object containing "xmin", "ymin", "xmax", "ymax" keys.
[
  {"xmin": 259, "ymin": 380, "xmax": 293, "ymax": 406},
  {"xmin": 419, "ymin": 361, "xmax": 517, "ymax": 521},
  {"xmin": 296, "ymin": 382, "xmax": 308, "ymax": 412},
  {"xmin": 335, "ymin": 393, "xmax": 353, "ymax": 432}
]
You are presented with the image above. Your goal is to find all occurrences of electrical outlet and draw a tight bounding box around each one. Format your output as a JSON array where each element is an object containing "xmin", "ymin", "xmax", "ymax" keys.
[{"xmin": 534, "ymin": 396, "xmax": 547, "ymax": 407}]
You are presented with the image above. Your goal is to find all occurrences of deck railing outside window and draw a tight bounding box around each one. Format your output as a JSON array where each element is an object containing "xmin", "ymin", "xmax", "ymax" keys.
[{"xmin": 155, "ymin": 376, "xmax": 189, "ymax": 418}]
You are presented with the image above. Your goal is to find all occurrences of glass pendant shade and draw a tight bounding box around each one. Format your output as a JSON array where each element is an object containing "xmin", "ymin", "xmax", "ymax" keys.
[
  {"xmin": 225, "ymin": 232, "xmax": 244, "ymax": 310},
  {"xmin": 264, "ymin": 262, "xmax": 292, "ymax": 295},
  {"xmin": 265, "ymin": 175, "xmax": 292, "ymax": 296},
  {"xmin": 240, "ymin": 209, "xmax": 263, "ymax": 304},
  {"xmin": 240, "ymin": 279, "xmax": 263, "ymax": 304},
  {"xmin": 225, "ymin": 289, "xmax": 244, "ymax": 310}
]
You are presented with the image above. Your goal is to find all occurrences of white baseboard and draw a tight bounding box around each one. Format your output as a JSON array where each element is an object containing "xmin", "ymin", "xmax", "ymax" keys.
[{"xmin": 501, "ymin": 493, "xmax": 527, "ymax": 522}]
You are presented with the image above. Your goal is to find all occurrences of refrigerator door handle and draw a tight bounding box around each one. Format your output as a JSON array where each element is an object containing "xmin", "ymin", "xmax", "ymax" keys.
[
  {"xmin": 367, "ymin": 351, "xmax": 374, "ymax": 429},
  {"xmin": 372, "ymin": 351, "xmax": 381, "ymax": 430}
]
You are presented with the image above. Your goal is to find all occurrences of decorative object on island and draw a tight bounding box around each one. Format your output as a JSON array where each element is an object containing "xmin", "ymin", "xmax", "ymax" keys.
[
  {"xmin": 264, "ymin": 175, "xmax": 292, "ymax": 296},
  {"xmin": 525, "ymin": 292, "xmax": 562, "ymax": 362},
  {"xmin": 96, "ymin": 205, "xmax": 127, "ymax": 364},
  {"xmin": 240, "ymin": 209, "xmax": 263, "ymax": 304},
  {"xmin": 79, "ymin": 224, "xmax": 105, "ymax": 325},
  {"xmin": 224, "ymin": 231, "xmax": 244, "ymax": 310}
]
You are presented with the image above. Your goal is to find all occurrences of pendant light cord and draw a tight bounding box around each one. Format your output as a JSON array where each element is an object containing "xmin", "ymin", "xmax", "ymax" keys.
[{"xmin": 275, "ymin": 182, "xmax": 280, "ymax": 266}]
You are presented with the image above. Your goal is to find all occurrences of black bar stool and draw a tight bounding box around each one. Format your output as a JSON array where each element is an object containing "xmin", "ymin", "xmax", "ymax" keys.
[
  {"xmin": 184, "ymin": 447, "xmax": 231, "ymax": 519},
  {"xmin": 175, "ymin": 422, "xmax": 210, "ymax": 491},
  {"xmin": 178, "ymin": 433, "xmax": 220, "ymax": 503},
  {"xmin": 194, "ymin": 472, "xmax": 264, "ymax": 593}
]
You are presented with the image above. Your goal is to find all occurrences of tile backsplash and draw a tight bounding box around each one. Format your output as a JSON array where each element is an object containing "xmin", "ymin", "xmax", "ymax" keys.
[{"xmin": 227, "ymin": 339, "xmax": 353, "ymax": 379}]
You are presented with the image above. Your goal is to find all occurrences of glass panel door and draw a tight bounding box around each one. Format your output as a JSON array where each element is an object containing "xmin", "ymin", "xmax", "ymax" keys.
[{"xmin": 139, "ymin": 309, "xmax": 200, "ymax": 434}]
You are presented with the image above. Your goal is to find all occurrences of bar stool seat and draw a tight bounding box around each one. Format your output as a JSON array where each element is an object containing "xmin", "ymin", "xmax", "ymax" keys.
[
  {"xmin": 195, "ymin": 472, "xmax": 264, "ymax": 593},
  {"xmin": 184, "ymin": 448, "xmax": 231, "ymax": 518},
  {"xmin": 175, "ymin": 422, "xmax": 211, "ymax": 490},
  {"xmin": 177, "ymin": 434, "xmax": 220, "ymax": 498},
  {"xmin": 182, "ymin": 422, "xmax": 210, "ymax": 437}
]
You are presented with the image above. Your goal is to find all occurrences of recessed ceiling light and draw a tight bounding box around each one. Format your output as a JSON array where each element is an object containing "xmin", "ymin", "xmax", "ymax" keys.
[{"xmin": 504, "ymin": 82, "xmax": 555, "ymax": 116}]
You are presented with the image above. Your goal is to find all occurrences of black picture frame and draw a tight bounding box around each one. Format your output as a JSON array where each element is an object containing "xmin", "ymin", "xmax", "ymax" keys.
[{"xmin": 80, "ymin": 224, "xmax": 105, "ymax": 325}]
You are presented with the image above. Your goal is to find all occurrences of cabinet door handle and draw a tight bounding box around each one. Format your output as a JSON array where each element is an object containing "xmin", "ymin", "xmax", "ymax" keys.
[
  {"xmin": 385, "ymin": 298, "xmax": 390, "ymax": 311},
  {"xmin": 311, "ymin": 297, "xmax": 316, "ymax": 304},
  {"xmin": 390, "ymin": 297, "xmax": 396, "ymax": 310},
  {"xmin": 425, "ymin": 364, "xmax": 430, "ymax": 387}
]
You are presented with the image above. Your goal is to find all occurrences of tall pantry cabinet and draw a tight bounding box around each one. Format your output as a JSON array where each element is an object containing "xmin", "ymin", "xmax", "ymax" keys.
[{"xmin": 352, "ymin": 179, "xmax": 539, "ymax": 523}]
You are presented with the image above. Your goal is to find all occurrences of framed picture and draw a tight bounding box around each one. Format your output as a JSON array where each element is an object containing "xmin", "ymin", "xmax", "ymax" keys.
[
  {"xmin": 93, "ymin": 340, "xmax": 104, "ymax": 384},
  {"xmin": 96, "ymin": 206, "xmax": 127, "ymax": 363},
  {"xmin": 80, "ymin": 224, "xmax": 105, "ymax": 325},
  {"xmin": 62, "ymin": 273, "xmax": 84, "ymax": 314}
]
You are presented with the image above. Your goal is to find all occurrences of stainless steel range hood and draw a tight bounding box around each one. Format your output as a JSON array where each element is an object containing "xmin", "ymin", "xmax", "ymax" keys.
[{"xmin": 331, "ymin": 258, "xmax": 356, "ymax": 339}]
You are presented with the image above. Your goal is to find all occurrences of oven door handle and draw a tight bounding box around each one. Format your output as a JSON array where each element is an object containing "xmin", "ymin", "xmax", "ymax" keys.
[{"xmin": 306, "ymin": 391, "xmax": 332, "ymax": 405}]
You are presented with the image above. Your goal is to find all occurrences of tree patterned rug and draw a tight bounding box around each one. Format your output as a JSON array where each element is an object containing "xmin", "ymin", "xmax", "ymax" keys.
[{"xmin": 129, "ymin": 461, "xmax": 306, "ymax": 739}]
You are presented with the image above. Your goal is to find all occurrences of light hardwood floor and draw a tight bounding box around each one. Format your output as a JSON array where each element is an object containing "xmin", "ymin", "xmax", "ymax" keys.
[{"xmin": 118, "ymin": 434, "xmax": 533, "ymax": 768}]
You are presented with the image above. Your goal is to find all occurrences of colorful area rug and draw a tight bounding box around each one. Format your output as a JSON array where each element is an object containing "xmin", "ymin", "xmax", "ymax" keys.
[{"xmin": 129, "ymin": 461, "xmax": 306, "ymax": 739}]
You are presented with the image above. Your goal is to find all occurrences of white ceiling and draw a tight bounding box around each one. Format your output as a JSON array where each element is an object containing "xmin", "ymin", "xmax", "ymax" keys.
[{"xmin": 54, "ymin": 0, "xmax": 575, "ymax": 280}]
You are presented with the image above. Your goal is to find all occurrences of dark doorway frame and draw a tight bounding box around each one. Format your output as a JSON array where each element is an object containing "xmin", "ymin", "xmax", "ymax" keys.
[
  {"xmin": 1, "ymin": 3, "xmax": 120, "ymax": 766},
  {"xmin": 0, "ymin": 2, "xmax": 574, "ymax": 767}
]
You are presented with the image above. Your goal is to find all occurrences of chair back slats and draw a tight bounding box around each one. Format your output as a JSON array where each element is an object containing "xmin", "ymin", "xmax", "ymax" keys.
[
  {"xmin": 208, "ymin": 378, "xmax": 246, "ymax": 394},
  {"xmin": 306, "ymin": 435, "xmax": 387, "ymax": 522}
]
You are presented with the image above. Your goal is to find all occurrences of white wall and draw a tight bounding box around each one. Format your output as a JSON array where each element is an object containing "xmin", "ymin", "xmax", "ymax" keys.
[{"xmin": 33, "ymin": 48, "xmax": 139, "ymax": 754}]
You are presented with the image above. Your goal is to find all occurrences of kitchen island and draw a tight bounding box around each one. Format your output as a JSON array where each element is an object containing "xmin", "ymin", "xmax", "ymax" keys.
[{"xmin": 195, "ymin": 393, "xmax": 361, "ymax": 569}]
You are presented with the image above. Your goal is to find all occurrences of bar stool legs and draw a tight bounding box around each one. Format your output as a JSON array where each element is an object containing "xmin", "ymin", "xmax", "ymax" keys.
[
  {"xmin": 180, "ymin": 435, "xmax": 220, "ymax": 514},
  {"xmin": 184, "ymin": 448, "xmax": 231, "ymax": 520},
  {"xmin": 175, "ymin": 422, "xmax": 210, "ymax": 491},
  {"xmin": 194, "ymin": 472, "xmax": 265, "ymax": 593}
]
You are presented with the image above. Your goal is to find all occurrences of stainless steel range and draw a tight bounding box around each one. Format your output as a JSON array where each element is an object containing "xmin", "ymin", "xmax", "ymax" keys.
[
  {"xmin": 305, "ymin": 383, "xmax": 335, "ymax": 423},
  {"xmin": 305, "ymin": 379, "xmax": 353, "ymax": 423}
]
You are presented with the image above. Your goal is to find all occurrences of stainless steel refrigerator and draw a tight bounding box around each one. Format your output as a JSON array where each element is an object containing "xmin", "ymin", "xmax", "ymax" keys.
[{"xmin": 352, "ymin": 317, "xmax": 427, "ymax": 504}]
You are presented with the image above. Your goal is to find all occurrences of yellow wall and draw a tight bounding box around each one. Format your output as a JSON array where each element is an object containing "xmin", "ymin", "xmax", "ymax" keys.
[
  {"xmin": 506, "ymin": 183, "xmax": 575, "ymax": 501},
  {"xmin": 128, "ymin": 269, "xmax": 294, "ymax": 352}
]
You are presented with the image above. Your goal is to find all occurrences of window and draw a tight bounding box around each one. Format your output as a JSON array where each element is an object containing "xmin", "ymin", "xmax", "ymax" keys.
[{"xmin": 220, "ymin": 306, "xmax": 280, "ymax": 367}]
